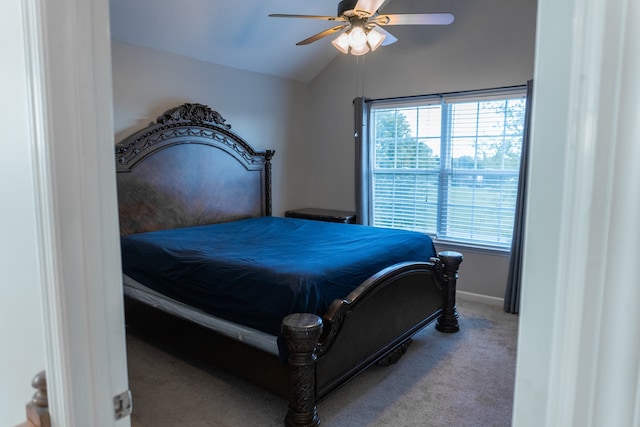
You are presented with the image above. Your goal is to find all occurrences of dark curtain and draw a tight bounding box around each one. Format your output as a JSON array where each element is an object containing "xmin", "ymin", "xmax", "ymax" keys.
[
  {"xmin": 504, "ymin": 80, "xmax": 534, "ymax": 314},
  {"xmin": 354, "ymin": 97, "xmax": 370, "ymax": 225}
]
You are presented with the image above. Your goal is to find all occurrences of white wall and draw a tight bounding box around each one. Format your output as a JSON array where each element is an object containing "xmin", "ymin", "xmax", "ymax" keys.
[
  {"xmin": 305, "ymin": 0, "xmax": 537, "ymax": 299},
  {"xmin": 0, "ymin": 3, "xmax": 46, "ymax": 425},
  {"xmin": 111, "ymin": 41, "xmax": 311, "ymax": 217}
]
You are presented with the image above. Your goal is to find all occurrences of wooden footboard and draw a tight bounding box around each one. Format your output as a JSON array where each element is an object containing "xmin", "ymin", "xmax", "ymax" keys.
[{"xmin": 281, "ymin": 251, "xmax": 463, "ymax": 426}]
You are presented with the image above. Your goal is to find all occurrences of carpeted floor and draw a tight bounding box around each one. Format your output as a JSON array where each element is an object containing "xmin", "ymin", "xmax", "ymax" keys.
[{"xmin": 127, "ymin": 297, "xmax": 518, "ymax": 427}]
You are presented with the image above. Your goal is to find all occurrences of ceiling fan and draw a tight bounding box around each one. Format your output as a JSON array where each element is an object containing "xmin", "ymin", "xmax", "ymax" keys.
[{"xmin": 269, "ymin": 0, "xmax": 454, "ymax": 56}]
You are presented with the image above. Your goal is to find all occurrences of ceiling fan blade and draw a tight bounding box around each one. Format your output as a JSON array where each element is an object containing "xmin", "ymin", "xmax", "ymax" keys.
[
  {"xmin": 296, "ymin": 25, "xmax": 349, "ymax": 46},
  {"xmin": 353, "ymin": 0, "xmax": 388, "ymax": 16},
  {"xmin": 375, "ymin": 13, "xmax": 455, "ymax": 26},
  {"xmin": 269, "ymin": 14, "xmax": 346, "ymax": 22}
]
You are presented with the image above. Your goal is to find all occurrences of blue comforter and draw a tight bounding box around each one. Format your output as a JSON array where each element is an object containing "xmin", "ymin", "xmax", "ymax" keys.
[{"xmin": 121, "ymin": 216, "xmax": 435, "ymax": 336}]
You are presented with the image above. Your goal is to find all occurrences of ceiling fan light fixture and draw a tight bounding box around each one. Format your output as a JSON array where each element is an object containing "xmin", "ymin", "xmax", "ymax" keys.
[
  {"xmin": 332, "ymin": 26, "xmax": 384, "ymax": 55},
  {"xmin": 332, "ymin": 32, "xmax": 350, "ymax": 54},
  {"xmin": 366, "ymin": 27, "xmax": 386, "ymax": 51}
]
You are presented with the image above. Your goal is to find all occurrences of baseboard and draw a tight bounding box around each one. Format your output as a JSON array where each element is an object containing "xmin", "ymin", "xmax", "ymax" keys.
[{"xmin": 457, "ymin": 290, "xmax": 504, "ymax": 307}]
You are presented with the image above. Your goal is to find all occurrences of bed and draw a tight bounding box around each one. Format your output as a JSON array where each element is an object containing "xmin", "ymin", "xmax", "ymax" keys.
[{"xmin": 115, "ymin": 103, "xmax": 463, "ymax": 426}]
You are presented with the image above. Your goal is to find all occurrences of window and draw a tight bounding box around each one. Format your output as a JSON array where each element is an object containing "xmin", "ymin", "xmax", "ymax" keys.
[{"xmin": 366, "ymin": 87, "xmax": 527, "ymax": 249}]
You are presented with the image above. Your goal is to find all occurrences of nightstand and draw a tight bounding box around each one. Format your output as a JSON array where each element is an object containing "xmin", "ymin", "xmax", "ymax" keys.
[{"xmin": 285, "ymin": 208, "xmax": 357, "ymax": 224}]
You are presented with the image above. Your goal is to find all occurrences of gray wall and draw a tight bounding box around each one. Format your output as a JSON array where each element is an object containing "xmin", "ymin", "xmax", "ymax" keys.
[
  {"xmin": 111, "ymin": 41, "xmax": 310, "ymax": 217},
  {"xmin": 111, "ymin": 0, "xmax": 537, "ymax": 300}
]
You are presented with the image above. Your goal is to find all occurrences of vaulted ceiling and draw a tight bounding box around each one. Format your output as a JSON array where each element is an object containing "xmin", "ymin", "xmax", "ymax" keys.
[
  {"xmin": 110, "ymin": 1, "xmax": 348, "ymax": 83},
  {"xmin": 109, "ymin": 0, "xmax": 418, "ymax": 83}
]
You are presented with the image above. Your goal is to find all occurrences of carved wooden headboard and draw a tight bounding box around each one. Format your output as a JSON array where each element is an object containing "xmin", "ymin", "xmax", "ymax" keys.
[{"xmin": 115, "ymin": 103, "xmax": 275, "ymax": 236}]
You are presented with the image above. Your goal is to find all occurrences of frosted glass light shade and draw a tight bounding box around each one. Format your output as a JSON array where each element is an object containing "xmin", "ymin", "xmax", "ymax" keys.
[
  {"xmin": 348, "ymin": 26, "xmax": 367, "ymax": 49},
  {"xmin": 332, "ymin": 33, "xmax": 350, "ymax": 54},
  {"xmin": 367, "ymin": 27, "xmax": 386, "ymax": 51},
  {"xmin": 350, "ymin": 44, "xmax": 370, "ymax": 56}
]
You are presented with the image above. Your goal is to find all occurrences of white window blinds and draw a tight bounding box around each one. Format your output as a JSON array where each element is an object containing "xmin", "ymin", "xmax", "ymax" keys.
[{"xmin": 369, "ymin": 87, "xmax": 527, "ymax": 248}]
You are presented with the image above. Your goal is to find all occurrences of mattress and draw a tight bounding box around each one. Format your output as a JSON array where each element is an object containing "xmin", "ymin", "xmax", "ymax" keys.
[{"xmin": 121, "ymin": 216, "xmax": 436, "ymax": 337}]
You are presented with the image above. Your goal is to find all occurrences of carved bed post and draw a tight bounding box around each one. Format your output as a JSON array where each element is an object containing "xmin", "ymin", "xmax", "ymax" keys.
[
  {"xmin": 265, "ymin": 149, "xmax": 275, "ymax": 216},
  {"xmin": 436, "ymin": 251, "xmax": 464, "ymax": 333},
  {"xmin": 25, "ymin": 370, "xmax": 50, "ymax": 427},
  {"xmin": 282, "ymin": 313, "xmax": 323, "ymax": 427}
]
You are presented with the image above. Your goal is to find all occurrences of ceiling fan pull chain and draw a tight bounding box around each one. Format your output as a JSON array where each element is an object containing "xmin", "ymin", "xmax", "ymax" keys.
[
  {"xmin": 354, "ymin": 56, "xmax": 359, "ymax": 99},
  {"xmin": 355, "ymin": 55, "xmax": 365, "ymax": 99},
  {"xmin": 355, "ymin": 55, "xmax": 366, "ymax": 98},
  {"xmin": 361, "ymin": 55, "xmax": 366, "ymax": 98}
]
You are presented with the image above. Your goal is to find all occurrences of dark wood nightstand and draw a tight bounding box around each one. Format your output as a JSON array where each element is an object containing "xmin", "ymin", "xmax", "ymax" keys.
[{"xmin": 285, "ymin": 208, "xmax": 357, "ymax": 224}]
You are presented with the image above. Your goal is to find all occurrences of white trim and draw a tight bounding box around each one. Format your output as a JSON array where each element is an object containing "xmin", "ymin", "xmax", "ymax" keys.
[
  {"xmin": 22, "ymin": 1, "xmax": 74, "ymax": 424},
  {"xmin": 23, "ymin": 0, "xmax": 130, "ymax": 425},
  {"xmin": 513, "ymin": 0, "xmax": 640, "ymax": 425},
  {"xmin": 456, "ymin": 291, "xmax": 504, "ymax": 308}
]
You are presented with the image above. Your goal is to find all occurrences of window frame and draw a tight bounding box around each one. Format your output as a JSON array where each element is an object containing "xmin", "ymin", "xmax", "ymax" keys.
[{"xmin": 363, "ymin": 86, "xmax": 528, "ymax": 252}]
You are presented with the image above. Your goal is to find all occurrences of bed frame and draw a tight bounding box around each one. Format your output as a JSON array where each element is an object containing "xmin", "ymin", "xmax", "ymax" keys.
[{"xmin": 115, "ymin": 103, "xmax": 463, "ymax": 426}]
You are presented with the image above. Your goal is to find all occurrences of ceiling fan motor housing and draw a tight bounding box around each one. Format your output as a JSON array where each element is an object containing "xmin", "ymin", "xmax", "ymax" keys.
[{"xmin": 338, "ymin": 0, "xmax": 374, "ymax": 18}]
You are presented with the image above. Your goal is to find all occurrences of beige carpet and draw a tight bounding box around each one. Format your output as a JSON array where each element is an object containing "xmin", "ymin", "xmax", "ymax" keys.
[{"xmin": 127, "ymin": 297, "xmax": 518, "ymax": 427}]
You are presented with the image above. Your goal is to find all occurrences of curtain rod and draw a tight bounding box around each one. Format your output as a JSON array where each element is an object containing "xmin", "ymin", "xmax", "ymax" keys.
[{"xmin": 363, "ymin": 83, "xmax": 528, "ymax": 104}]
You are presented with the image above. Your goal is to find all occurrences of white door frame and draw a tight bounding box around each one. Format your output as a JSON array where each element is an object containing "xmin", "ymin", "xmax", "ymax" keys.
[
  {"xmin": 22, "ymin": 0, "xmax": 130, "ymax": 425},
  {"xmin": 20, "ymin": 0, "xmax": 640, "ymax": 424},
  {"xmin": 514, "ymin": 0, "xmax": 640, "ymax": 425}
]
